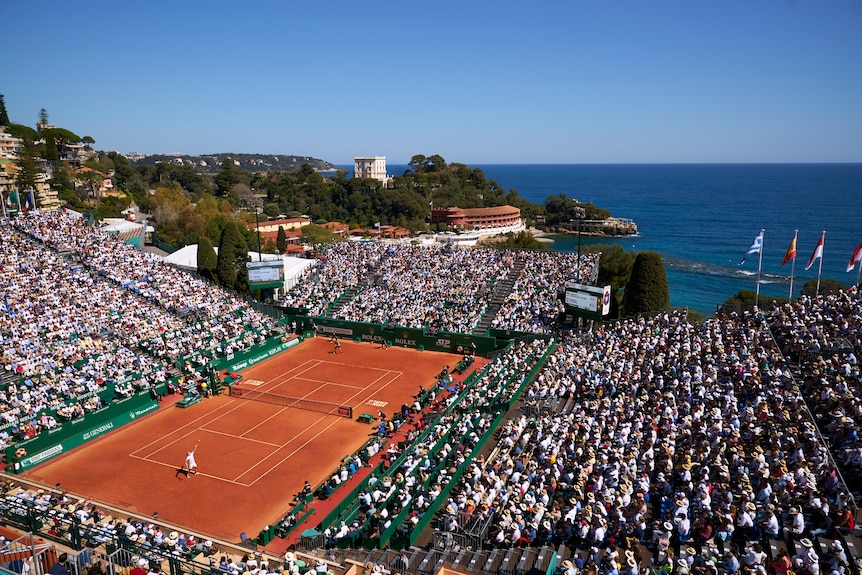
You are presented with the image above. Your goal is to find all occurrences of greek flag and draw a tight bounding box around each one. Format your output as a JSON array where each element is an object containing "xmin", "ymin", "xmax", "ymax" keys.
[{"xmin": 739, "ymin": 231, "xmax": 763, "ymax": 266}]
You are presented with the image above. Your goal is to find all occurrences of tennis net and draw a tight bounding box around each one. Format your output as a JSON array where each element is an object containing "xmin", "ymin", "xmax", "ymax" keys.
[{"xmin": 231, "ymin": 386, "xmax": 353, "ymax": 418}]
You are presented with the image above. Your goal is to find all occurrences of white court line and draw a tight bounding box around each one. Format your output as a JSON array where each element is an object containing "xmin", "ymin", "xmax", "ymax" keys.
[
  {"xmin": 133, "ymin": 356, "xmax": 408, "ymax": 487},
  {"xmin": 238, "ymin": 367, "xmax": 405, "ymax": 485},
  {"xmin": 132, "ymin": 399, "xmax": 248, "ymax": 459},
  {"xmin": 255, "ymin": 359, "xmax": 323, "ymax": 390},
  {"xmin": 242, "ymin": 412, "xmax": 347, "ymax": 487},
  {"xmin": 289, "ymin": 377, "xmax": 365, "ymax": 389},
  {"xmin": 202, "ymin": 428, "xmax": 282, "ymax": 447},
  {"xmin": 126, "ymin": 454, "xmax": 250, "ymax": 486}
]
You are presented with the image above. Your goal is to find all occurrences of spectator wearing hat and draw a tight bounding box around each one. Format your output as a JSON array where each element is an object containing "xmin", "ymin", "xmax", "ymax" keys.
[
  {"xmin": 782, "ymin": 507, "xmax": 804, "ymax": 542},
  {"xmin": 737, "ymin": 502, "xmax": 758, "ymax": 540},
  {"xmin": 793, "ymin": 538, "xmax": 819, "ymax": 575}
]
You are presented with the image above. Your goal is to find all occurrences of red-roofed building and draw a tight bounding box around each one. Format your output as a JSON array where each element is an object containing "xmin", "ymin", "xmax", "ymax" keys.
[
  {"xmin": 319, "ymin": 222, "xmax": 350, "ymax": 236},
  {"xmin": 430, "ymin": 205, "xmax": 521, "ymax": 229},
  {"xmin": 349, "ymin": 225, "xmax": 411, "ymax": 239}
]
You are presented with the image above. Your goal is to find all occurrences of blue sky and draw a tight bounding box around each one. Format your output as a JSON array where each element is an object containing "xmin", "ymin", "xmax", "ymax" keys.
[{"xmin": 5, "ymin": 1, "xmax": 861, "ymax": 164}]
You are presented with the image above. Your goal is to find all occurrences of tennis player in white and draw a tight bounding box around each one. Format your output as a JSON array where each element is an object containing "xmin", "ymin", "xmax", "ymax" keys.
[{"xmin": 176, "ymin": 443, "xmax": 198, "ymax": 478}]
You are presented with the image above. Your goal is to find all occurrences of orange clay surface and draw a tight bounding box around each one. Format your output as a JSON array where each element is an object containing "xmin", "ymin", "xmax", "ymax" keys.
[{"xmin": 22, "ymin": 337, "xmax": 465, "ymax": 542}]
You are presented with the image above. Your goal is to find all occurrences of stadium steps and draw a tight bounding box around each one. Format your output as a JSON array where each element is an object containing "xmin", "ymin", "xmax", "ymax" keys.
[
  {"xmin": 324, "ymin": 288, "xmax": 357, "ymax": 318},
  {"xmin": 0, "ymin": 370, "xmax": 19, "ymax": 387},
  {"xmin": 473, "ymin": 257, "xmax": 526, "ymax": 333},
  {"xmin": 318, "ymin": 543, "xmax": 562, "ymax": 575}
]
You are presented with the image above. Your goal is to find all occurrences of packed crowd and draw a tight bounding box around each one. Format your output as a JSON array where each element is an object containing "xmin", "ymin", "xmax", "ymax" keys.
[
  {"xmin": 0, "ymin": 480, "xmax": 332, "ymax": 575},
  {"xmin": 0, "ymin": 212, "xmax": 278, "ymax": 448},
  {"xmin": 492, "ymin": 251, "xmax": 600, "ymax": 334},
  {"xmin": 279, "ymin": 242, "xmax": 390, "ymax": 316},
  {"xmin": 334, "ymin": 245, "xmax": 513, "ymax": 332},
  {"xmin": 17, "ymin": 212, "xmax": 254, "ymax": 319},
  {"xmin": 321, "ymin": 338, "xmax": 551, "ymax": 546},
  {"xmin": 766, "ymin": 290, "xmax": 862, "ymax": 496},
  {"xmin": 280, "ymin": 242, "xmax": 600, "ymax": 335},
  {"xmin": 424, "ymin": 304, "xmax": 859, "ymax": 575}
]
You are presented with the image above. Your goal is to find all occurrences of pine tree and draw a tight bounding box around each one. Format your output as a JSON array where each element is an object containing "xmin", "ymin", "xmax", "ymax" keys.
[
  {"xmin": 276, "ymin": 226, "xmax": 287, "ymax": 253},
  {"xmin": 0, "ymin": 94, "xmax": 9, "ymax": 127},
  {"xmin": 623, "ymin": 251, "xmax": 670, "ymax": 316},
  {"xmin": 215, "ymin": 157, "xmax": 238, "ymax": 197},
  {"xmin": 15, "ymin": 135, "xmax": 42, "ymax": 193},
  {"xmin": 197, "ymin": 237, "xmax": 217, "ymax": 280}
]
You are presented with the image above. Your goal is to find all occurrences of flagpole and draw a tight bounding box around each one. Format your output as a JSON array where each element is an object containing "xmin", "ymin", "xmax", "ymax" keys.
[
  {"xmin": 788, "ymin": 229, "xmax": 797, "ymax": 299},
  {"xmin": 755, "ymin": 228, "xmax": 764, "ymax": 308},
  {"xmin": 816, "ymin": 230, "xmax": 825, "ymax": 295}
]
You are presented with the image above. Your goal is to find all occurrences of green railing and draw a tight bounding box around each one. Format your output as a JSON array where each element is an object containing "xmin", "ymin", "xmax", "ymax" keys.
[
  {"xmin": 317, "ymin": 461, "xmax": 385, "ymax": 532},
  {"xmin": 408, "ymin": 411, "xmax": 505, "ymax": 546}
]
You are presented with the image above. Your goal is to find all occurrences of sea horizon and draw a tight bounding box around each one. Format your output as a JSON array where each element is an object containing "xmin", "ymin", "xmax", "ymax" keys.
[{"xmin": 337, "ymin": 162, "xmax": 862, "ymax": 316}]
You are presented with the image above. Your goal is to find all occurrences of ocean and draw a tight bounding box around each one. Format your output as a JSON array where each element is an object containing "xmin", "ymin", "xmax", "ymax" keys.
[{"xmin": 344, "ymin": 163, "xmax": 862, "ymax": 316}]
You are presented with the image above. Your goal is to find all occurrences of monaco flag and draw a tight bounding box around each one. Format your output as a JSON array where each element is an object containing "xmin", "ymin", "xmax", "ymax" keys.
[
  {"xmin": 805, "ymin": 231, "xmax": 825, "ymax": 271},
  {"xmin": 847, "ymin": 241, "xmax": 862, "ymax": 273}
]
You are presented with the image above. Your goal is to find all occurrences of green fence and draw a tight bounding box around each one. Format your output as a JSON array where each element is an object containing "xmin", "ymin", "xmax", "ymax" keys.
[
  {"xmin": 489, "ymin": 327, "xmax": 555, "ymax": 343},
  {"xmin": 213, "ymin": 335, "xmax": 303, "ymax": 374},
  {"xmin": 286, "ymin": 315, "xmax": 501, "ymax": 355},
  {"xmin": 317, "ymin": 461, "xmax": 386, "ymax": 532},
  {"xmin": 407, "ymin": 411, "xmax": 506, "ymax": 546},
  {"xmin": 150, "ymin": 230, "xmax": 178, "ymax": 254},
  {"xmin": 6, "ymin": 392, "xmax": 159, "ymax": 473}
]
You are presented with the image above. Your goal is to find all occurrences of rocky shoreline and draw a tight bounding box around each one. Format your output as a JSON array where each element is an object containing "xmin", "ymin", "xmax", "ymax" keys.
[{"xmin": 531, "ymin": 216, "xmax": 638, "ymax": 239}]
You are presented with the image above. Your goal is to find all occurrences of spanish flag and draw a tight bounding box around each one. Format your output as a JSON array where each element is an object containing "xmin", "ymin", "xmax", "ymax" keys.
[{"xmin": 780, "ymin": 231, "xmax": 797, "ymax": 267}]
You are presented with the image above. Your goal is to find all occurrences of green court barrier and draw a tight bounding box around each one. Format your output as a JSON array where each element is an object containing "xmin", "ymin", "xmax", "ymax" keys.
[
  {"xmin": 7, "ymin": 393, "xmax": 159, "ymax": 473},
  {"xmin": 283, "ymin": 315, "xmax": 502, "ymax": 355},
  {"xmin": 213, "ymin": 335, "xmax": 302, "ymax": 373}
]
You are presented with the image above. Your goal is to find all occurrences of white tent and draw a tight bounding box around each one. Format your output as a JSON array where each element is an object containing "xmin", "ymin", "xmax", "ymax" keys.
[
  {"xmin": 281, "ymin": 256, "xmax": 316, "ymax": 289},
  {"xmin": 162, "ymin": 246, "xmax": 315, "ymax": 290},
  {"xmin": 162, "ymin": 244, "xmax": 200, "ymax": 269}
]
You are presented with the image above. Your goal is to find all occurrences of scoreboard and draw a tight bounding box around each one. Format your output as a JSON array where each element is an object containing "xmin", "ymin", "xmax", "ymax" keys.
[
  {"xmin": 564, "ymin": 281, "xmax": 612, "ymax": 321},
  {"xmin": 246, "ymin": 260, "xmax": 285, "ymax": 290}
]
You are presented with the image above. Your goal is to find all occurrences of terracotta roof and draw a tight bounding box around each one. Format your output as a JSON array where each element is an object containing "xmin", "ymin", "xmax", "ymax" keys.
[{"xmin": 461, "ymin": 205, "xmax": 520, "ymax": 216}]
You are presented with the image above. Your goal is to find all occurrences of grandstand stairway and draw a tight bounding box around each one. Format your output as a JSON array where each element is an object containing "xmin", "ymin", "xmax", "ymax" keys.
[
  {"xmin": 473, "ymin": 257, "xmax": 526, "ymax": 333},
  {"xmin": 325, "ymin": 288, "xmax": 358, "ymax": 318},
  {"xmin": 306, "ymin": 542, "xmax": 570, "ymax": 575},
  {"xmin": 324, "ymin": 250, "xmax": 390, "ymax": 318}
]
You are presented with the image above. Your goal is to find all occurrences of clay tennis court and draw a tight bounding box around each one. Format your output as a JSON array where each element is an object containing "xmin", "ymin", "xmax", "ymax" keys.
[{"xmin": 21, "ymin": 337, "xmax": 466, "ymax": 542}]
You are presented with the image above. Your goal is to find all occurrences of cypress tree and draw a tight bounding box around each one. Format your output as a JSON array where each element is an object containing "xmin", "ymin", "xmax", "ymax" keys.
[
  {"xmin": 276, "ymin": 226, "xmax": 287, "ymax": 254},
  {"xmin": 197, "ymin": 237, "xmax": 217, "ymax": 280},
  {"xmin": 623, "ymin": 251, "xmax": 670, "ymax": 316},
  {"xmin": 216, "ymin": 222, "xmax": 247, "ymax": 290}
]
